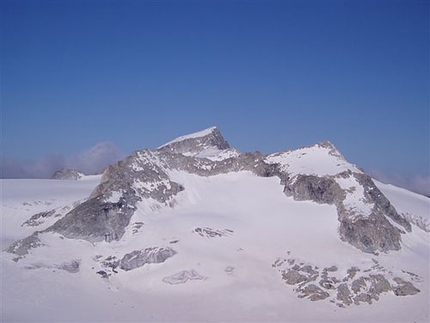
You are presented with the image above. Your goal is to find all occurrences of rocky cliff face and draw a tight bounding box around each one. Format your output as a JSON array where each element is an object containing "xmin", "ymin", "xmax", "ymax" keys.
[
  {"xmin": 265, "ymin": 142, "xmax": 411, "ymax": 253},
  {"xmin": 7, "ymin": 127, "xmax": 411, "ymax": 255},
  {"xmin": 278, "ymin": 171, "xmax": 411, "ymax": 253}
]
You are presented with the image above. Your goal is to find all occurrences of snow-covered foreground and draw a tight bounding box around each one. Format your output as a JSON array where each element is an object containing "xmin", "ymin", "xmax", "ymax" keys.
[
  {"xmin": 1, "ymin": 176, "xmax": 102, "ymax": 247},
  {"xmin": 1, "ymin": 173, "xmax": 429, "ymax": 322}
]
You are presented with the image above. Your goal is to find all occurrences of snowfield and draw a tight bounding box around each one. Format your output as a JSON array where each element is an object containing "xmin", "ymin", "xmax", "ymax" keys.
[
  {"xmin": 1, "ymin": 172, "xmax": 429, "ymax": 322},
  {"xmin": 375, "ymin": 180, "xmax": 430, "ymax": 232},
  {"xmin": 265, "ymin": 141, "xmax": 363, "ymax": 177},
  {"xmin": 1, "ymin": 176, "xmax": 102, "ymax": 247}
]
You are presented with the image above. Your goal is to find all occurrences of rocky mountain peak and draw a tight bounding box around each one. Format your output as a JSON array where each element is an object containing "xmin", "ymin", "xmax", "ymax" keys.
[
  {"xmin": 314, "ymin": 140, "xmax": 342, "ymax": 156},
  {"xmin": 51, "ymin": 168, "xmax": 84, "ymax": 180},
  {"xmin": 294, "ymin": 140, "xmax": 346, "ymax": 162},
  {"xmin": 157, "ymin": 126, "xmax": 230, "ymax": 156},
  {"xmin": 4, "ymin": 127, "xmax": 427, "ymax": 320},
  {"xmin": 7, "ymin": 127, "xmax": 413, "ymax": 256}
]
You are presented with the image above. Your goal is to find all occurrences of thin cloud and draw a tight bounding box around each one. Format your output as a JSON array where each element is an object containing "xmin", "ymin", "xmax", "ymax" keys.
[
  {"xmin": 1, "ymin": 142, "xmax": 123, "ymax": 179},
  {"xmin": 369, "ymin": 169, "xmax": 430, "ymax": 197},
  {"xmin": 65, "ymin": 142, "xmax": 123, "ymax": 175}
]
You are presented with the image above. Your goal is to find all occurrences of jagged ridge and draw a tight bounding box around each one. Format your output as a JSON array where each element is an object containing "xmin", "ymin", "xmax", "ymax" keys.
[{"xmin": 7, "ymin": 126, "xmax": 412, "ymax": 256}]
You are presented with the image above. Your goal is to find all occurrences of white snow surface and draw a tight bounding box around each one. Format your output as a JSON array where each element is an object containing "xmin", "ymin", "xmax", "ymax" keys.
[
  {"xmin": 374, "ymin": 180, "xmax": 430, "ymax": 222},
  {"xmin": 183, "ymin": 147, "xmax": 241, "ymax": 161},
  {"xmin": 1, "ymin": 175, "xmax": 101, "ymax": 246},
  {"xmin": 105, "ymin": 190, "xmax": 123, "ymax": 203},
  {"xmin": 1, "ymin": 172, "xmax": 429, "ymax": 322},
  {"xmin": 266, "ymin": 143, "xmax": 362, "ymax": 177},
  {"xmin": 158, "ymin": 126, "xmax": 217, "ymax": 148},
  {"xmin": 336, "ymin": 176, "xmax": 374, "ymax": 218},
  {"xmin": 374, "ymin": 179, "xmax": 430, "ymax": 231},
  {"xmin": 202, "ymin": 148, "xmax": 241, "ymax": 161}
]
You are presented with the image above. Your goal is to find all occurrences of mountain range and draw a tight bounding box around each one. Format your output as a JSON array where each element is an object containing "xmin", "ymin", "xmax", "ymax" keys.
[{"xmin": 2, "ymin": 127, "xmax": 429, "ymax": 322}]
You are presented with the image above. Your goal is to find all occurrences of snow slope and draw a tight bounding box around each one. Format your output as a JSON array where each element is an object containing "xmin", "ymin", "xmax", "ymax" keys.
[
  {"xmin": 265, "ymin": 141, "xmax": 362, "ymax": 177},
  {"xmin": 2, "ymin": 172, "xmax": 429, "ymax": 322},
  {"xmin": 375, "ymin": 179, "xmax": 430, "ymax": 231},
  {"xmin": 1, "ymin": 176, "xmax": 101, "ymax": 246}
]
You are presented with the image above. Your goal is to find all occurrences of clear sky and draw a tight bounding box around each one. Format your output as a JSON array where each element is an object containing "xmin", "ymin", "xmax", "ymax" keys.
[{"xmin": 1, "ymin": 1, "xmax": 429, "ymax": 194}]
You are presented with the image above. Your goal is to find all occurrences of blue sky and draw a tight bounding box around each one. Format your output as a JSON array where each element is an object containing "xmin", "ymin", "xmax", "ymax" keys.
[{"xmin": 1, "ymin": 1, "xmax": 429, "ymax": 194}]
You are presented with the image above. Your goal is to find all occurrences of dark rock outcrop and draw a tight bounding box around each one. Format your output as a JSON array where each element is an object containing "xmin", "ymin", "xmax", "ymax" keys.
[
  {"xmin": 298, "ymin": 284, "xmax": 330, "ymax": 301},
  {"xmin": 58, "ymin": 260, "xmax": 81, "ymax": 273},
  {"xmin": 355, "ymin": 173, "xmax": 411, "ymax": 232},
  {"xmin": 279, "ymin": 171, "xmax": 410, "ymax": 254},
  {"xmin": 22, "ymin": 210, "xmax": 56, "ymax": 227},
  {"xmin": 51, "ymin": 169, "xmax": 84, "ymax": 180},
  {"xmin": 162, "ymin": 270, "xmax": 205, "ymax": 284},
  {"xmin": 6, "ymin": 232, "xmax": 43, "ymax": 256},
  {"xmin": 338, "ymin": 214, "xmax": 402, "ymax": 253},
  {"xmin": 282, "ymin": 175, "xmax": 344, "ymax": 204},
  {"xmin": 392, "ymin": 277, "xmax": 420, "ymax": 296},
  {"xmin": 46, "ymin": 193, "xmax": 138, "ymax": 242},
  {"xmin": 119, "ymin": 247, "xmax": 176, "ymax": 271},
  {"xmin": 274, "ymin": 255, "xmax": 421, "ymax": 307}
]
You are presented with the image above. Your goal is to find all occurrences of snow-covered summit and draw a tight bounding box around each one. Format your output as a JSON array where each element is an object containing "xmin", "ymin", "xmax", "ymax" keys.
[
  {"xmin": 265, "ymin": 140, "xmax": 362, "ymax": 177},
  {"xmin": 159, "ymin": 126, "xmax": 219, "ymax": 148},
  {"xmin": 157, "ymin": 126, "xmax": 230, "ymax": 157}
]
